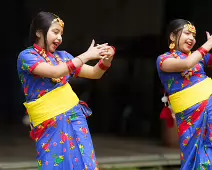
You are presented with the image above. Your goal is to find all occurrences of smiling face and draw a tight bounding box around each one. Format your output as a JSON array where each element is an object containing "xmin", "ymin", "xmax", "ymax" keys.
[
  {"xmin": 171, "ymin": 24, "xmax": 196, "ymax": 54},
  {"xmin": 178, "ymin": 25, "xmax": 196, "ymax": 54},
  {"xmin": 36, "ymin": 22, "xmax": 63, "ymax": 53},
  {"xmin": 46, "ymin": 22, "xmax": 63, "ymax": 52}
]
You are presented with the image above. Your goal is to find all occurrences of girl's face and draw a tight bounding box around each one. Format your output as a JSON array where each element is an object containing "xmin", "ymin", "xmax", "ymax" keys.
[
  {"xmin": 46, "ymin": 22, "xmax": 63, "ymax": 53},
  {"xmin": 36, "ymin": 21, "xmax": 63, "ymax": 53},
  {"xmin": 176, "ymin": 25, "xmax": 196, "ymax": 54}
]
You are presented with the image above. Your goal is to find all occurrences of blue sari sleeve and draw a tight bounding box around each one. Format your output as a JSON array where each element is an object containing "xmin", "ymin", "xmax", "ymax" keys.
[
  {"xmin": 17, "ymin": 49, "xmax": 45, "ymax": 73},
  {"xmin": 156, "ymin": 53, "xmax": 174, "ymax": 70}
]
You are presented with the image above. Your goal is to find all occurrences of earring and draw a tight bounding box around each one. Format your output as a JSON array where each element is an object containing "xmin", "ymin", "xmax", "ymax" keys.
[{"xmin": 169, "ymin": 42, "xmax": 175, "ymax": 50}]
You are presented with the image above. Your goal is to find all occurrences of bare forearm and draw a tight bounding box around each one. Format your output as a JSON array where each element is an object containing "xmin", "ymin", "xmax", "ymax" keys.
[
  {"xmin": 91, "ymin": 60, "xmax": 111, "ymax": 79},
  {"xmin": 72, "ymin": 52, "xmax": 90, "ymax": 68},
  {"xmin": 184, "ymin": 51, "xmax": 203, "ymax": 69},
  {"xmin": 185, "ymin": 42, "xmax": 212, "ymax": 68},
  {"xmin": 92, "ymin": 65, "xmax": 107, "ymax": 79},
  {"xmin": 52, "ymin": 56, "xmax": 85, "ymax": 78}
]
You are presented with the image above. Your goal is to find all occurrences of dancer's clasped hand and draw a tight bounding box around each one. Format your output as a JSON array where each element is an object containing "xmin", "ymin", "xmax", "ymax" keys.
[{"xmin": 85, "ymin": 40, "xmax": 115, "ymax": 61}]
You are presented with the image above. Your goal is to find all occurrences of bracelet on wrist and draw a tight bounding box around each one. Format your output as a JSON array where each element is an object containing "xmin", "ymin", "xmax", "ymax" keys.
[
  {"xmin": 98, "ymin": 59, "xmax": 111, "ymax": 70},
  {"xmin": 197, "ymin": 47, "xmax": 208, "ymax": 57}
]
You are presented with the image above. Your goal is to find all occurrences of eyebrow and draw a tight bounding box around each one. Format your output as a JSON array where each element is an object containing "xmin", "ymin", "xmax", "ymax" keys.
[
  {"xmin": 52, "ymin": 28, "xmax": 60, "ymax": 31},
  {"xmin": 52, "ymin": 28, "xmax": 63, "ymax": 33},
  {"xmin": 184, "ymin": 30, "xmax": 196, "ymax": 37}
]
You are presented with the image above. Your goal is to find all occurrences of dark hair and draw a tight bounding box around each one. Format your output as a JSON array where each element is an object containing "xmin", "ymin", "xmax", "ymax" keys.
[
  {"xmin": 166, "ymin": 19, "xmax": 193, "ymax": 48},
  {"xmin": 28, "ymin": 11, "xmax": 59, "ymax": 50}
]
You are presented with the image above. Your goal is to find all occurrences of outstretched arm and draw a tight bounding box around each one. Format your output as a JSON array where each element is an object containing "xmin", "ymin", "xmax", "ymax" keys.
[
  {"xmin": 32, "ymin": 40, "xmax": 107, "ymax": 78},
  {"xmin": 161, "ymin": 32, "xmax": 212, "ymax": 72}
]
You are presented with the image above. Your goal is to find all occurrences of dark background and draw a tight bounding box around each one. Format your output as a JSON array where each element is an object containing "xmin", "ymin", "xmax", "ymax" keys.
[{"xmin": 2, "ymin": 0, "xmax": 212, "ymax": 140}]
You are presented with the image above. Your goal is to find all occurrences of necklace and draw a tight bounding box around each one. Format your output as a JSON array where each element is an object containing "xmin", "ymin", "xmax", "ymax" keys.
[
  {"xmin": 33, "ymin": 44, "xmax": 65, "ymax": 83},
  {"xmin": 171, "ymin": 50, "xmax": 195, "ymax": 79}
]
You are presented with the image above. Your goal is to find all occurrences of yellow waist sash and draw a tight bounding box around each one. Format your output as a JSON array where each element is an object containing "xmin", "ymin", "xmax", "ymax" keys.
[
  {"xmin": 24, "ymin": 83, "xmax": 79, "ymax": 127},
  {"xmin": 169, "ymin": 77, "xmax": 212, "ymax": 114}
]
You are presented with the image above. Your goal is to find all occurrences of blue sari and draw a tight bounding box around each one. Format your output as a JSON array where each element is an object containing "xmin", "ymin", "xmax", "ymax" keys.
[
  {"xmin": 17, "ymin": 45, "xmax": 99, "ymax": 170},
  {"xmin": 157, "ymin": 50, "xmax": 212, "ymax": 170}
]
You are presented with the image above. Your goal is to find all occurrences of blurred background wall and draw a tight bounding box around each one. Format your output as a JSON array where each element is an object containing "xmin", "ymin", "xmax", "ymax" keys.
[{"xmin": 2, "ymin": 0, "xmax": 212, "ymax": 141}]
